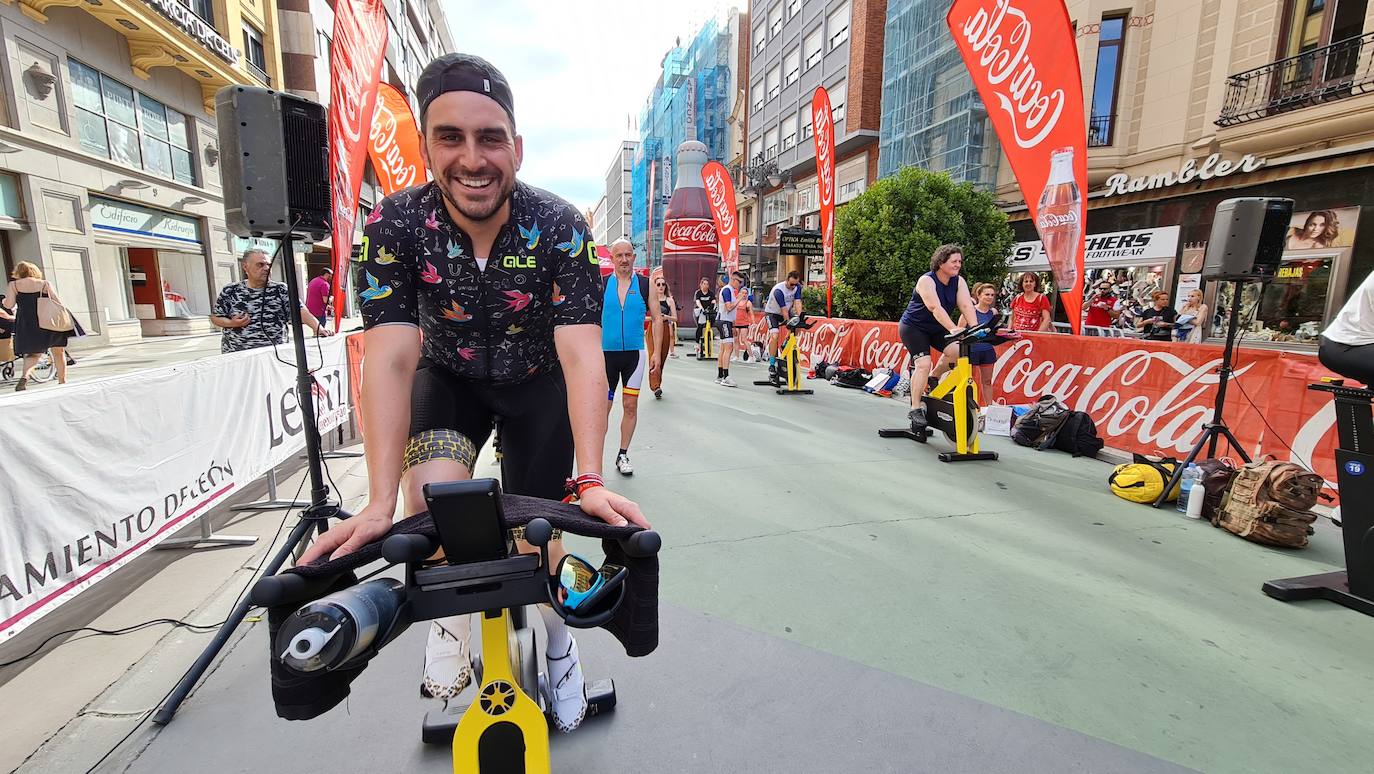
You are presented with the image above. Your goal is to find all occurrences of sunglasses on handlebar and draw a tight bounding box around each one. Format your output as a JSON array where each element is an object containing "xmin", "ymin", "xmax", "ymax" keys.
[{"xmin": 557, "ymin": 553, "xmax": 627, "ymax": 613}]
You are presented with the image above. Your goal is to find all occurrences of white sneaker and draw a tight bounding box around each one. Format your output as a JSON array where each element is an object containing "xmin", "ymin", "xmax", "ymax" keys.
[
  {"xmin": 713, "ymin": 376, "xmax": 722, "ymax": 384},
  {"xmin": 720, "ymin": 375, "xmax": 738, "ymax": 387},
  {"xmin": 546, "ymin": 638, "xmax": 587, "ymax": 733},
  {"xmin": 420, "ymin": 618, "xmax": 473, "ymax": 699},
  {"xmin": 616, "ymin": 453, "xmax": 634, "ymax": 476}
]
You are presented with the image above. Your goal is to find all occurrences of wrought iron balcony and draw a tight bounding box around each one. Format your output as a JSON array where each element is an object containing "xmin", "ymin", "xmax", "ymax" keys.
[
  {"xmin": 1217, "ymin": 32, "xmax": 1374, "ymax": 127},
  {"xmin": 1088, "ymin": 114, "xmax": 1115, "ymax": 147}
]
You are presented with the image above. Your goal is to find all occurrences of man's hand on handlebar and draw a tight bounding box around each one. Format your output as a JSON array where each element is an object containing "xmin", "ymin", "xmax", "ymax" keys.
[
  {"xmin": 579, "ymin": 486, "xmax": 651, "ymax": 530},
  {"xmin": 299, "ymin": 501, "xmax": 397, "ymax": 564}
]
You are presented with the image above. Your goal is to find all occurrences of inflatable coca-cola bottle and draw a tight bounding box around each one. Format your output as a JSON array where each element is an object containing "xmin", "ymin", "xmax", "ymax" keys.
[{"xmin": 661, "ymin": 141, "xmax": 721, "ymax": 329}]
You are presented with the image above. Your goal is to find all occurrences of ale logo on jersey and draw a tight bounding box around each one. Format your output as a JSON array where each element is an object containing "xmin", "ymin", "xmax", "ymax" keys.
[
  {"xmin": 663, "ymin": 219, "xmax": 717, "ymax": 253},
  {"xmin": 957, "ymin": 0, "xmax": 1064, "ymax": 149}
]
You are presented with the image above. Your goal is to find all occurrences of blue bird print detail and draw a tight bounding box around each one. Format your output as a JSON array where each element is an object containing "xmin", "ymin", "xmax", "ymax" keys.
[
  {"xmin": 447, "ymin": 240, "xmax": 463, "ymax": 260},
  {"xmin": 360, "ymin": 271, "xmax": 392, "ymax": 302},
  {"xmin": 556, "ymin": 228, "xmax": 585, "ymax": 258},
  {"xmin": 518, "ymin": 223, "xmax": 542, "ymax": 249}
]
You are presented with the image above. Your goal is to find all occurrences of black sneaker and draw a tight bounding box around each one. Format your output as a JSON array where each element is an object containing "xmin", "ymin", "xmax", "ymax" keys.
[{"xmin": 908, "ymin": 407, "xmax": 927, "ymax": 433}]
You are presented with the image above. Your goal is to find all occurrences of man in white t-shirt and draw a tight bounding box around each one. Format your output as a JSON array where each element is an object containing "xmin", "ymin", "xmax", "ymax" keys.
[
  {"xmin": 1320, "ymin": 268, "xmax": 1374, "ymax": 386},
  {"xmin": 764, "ymin": 271, "xmax": 804, "ymax": 381},
  {"xmin": 715, "ymin": 270, "xmax": 747, "ymax": 387}
]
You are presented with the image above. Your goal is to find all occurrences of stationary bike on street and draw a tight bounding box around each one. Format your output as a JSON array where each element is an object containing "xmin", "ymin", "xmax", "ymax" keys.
[
  {"xmin": 754, "ymin": 312, "xmax": 814, "ymax": 396},
  {"xmin": 879, "ymin": 314, "xmax": 1014, "ymax": 462}
]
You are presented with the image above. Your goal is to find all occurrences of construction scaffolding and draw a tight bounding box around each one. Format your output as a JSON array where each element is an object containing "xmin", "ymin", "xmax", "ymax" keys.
[{"xmin": 631, "ymin": 16, "xmax": 735, "ymax": 268}]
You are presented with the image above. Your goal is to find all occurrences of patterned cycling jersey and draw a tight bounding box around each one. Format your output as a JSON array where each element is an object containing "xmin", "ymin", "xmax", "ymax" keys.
[{"xmin": 359, "ymin": 181, "xmax": 603, "ymax": 385}]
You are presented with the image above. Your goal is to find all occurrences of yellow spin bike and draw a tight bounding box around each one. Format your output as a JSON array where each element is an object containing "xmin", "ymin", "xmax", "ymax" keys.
[
  {"xmin": 754, "ymin": 313, "xmax": 814, "ymax": 395},
  {"xmin": 696, "ymin": 318, "xmax": 715, "ymax": 360}
]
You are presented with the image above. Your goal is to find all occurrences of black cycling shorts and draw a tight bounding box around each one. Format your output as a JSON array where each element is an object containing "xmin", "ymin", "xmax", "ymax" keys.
[
  {"xmin": 604, "ymin": 349, "xmax": 647, "ymax": 398},
  {"xmin": 410, "ymin": 358, "xmax": 573, "ymax": 502},
  {"xmin": 766, "ymin": 313, "xmax": 786, "ymax": 330},
  {"xmin": 899, "ymin": 322, "xmax": 950, "ymax": 362},
  {"xmin": 1319, "ymin": 336, "xmax": 1374, "ymax": 387},
  {"xmin": 715, "ymin": 320, "xmax": 735, "ymax": 342}
]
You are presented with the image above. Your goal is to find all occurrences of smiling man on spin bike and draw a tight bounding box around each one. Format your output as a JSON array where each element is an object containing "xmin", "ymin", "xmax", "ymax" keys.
[
  {"xmin": 299, "ymin": 53, "xmax": 649, "ymax": 734},
  {"xmin": 897, "ymin": 244, "xmax": 980, "ymax": 434}
]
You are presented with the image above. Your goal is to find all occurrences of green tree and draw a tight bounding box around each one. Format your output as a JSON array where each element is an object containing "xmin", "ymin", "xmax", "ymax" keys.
[{"xmin": 830, "ymin": 167, "xmax": 1014, "ymax": 321}]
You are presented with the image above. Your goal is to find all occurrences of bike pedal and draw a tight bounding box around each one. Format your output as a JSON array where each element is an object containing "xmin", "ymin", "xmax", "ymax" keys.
[{"xmin": 584, "ymin": 678, "xmax": 616, "ymax": 717}]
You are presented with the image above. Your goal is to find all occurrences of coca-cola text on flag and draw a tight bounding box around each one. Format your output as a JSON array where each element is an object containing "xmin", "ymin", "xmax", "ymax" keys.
[
  {"xmin": 702, "ymin": 161, "xmax": 740, "ymax": 274},
  {"xmin": 368, "ymin": 82, "xmax": 426, "ymax": 197},
  {"xmin": 328, "ymin": 0, "xmax": 388, "ymax": 331},
  {"xmin": 946, "ymin": 0, "xmax": 1087, "ymax": 333},
  {"xmin": 811, "ymin": 87, "xmax": 836, "ymax": 317}
]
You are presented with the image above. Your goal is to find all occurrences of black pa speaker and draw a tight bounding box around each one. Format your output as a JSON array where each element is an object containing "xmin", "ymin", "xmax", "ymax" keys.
[
  {"xmin": 1202, "ymin": 197, "xmax": 1294, "ymax": 278},
  {"xmin": 216, "ymin": 86, "xmax": 331, "ymax": 240}
]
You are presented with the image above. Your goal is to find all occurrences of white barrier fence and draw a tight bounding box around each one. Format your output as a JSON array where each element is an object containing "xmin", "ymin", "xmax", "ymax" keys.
[{"xmin": 0, "ymin": 336, "xmax": 354, "ymax": 641}]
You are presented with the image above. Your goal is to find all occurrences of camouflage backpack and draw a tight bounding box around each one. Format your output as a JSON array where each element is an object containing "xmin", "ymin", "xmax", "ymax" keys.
[{"xmin": 1215, "ymin": 460, "xmax": 1322, "ymax": 548}]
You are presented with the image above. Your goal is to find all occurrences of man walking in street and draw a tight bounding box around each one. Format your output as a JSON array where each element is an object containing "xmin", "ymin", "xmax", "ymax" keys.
[
  {"xmin": 715, "ymin": 270, "xmax": 747, "ymax": 386},
  {"xmin": 602, "ymin": 238, "xmax": 653, "ymax": 475},
  {"xmin": 211, "ymin": 248, "xmax": 331, "ymax": 353},
  {"xmin": 764, "ymin": 271, "xmax": 804, "ymax": 383}
]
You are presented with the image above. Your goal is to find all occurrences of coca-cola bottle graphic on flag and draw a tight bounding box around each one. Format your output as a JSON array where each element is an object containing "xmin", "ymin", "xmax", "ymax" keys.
[
  {"xmin": 1037, "ymin": 147, "xmax": 1081, "ymax": 292},
  {"xmin": 661, "ymin": 140, "xmax": 721, "ymax": 329}
]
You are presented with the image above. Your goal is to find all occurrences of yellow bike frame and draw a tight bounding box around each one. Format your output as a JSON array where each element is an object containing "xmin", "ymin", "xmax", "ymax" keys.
[
  {"xmin": 700, "ymin": 319, "xmax": 714, "ymax": 359},
  {"xmin": 451, "ymin": 608, "xmax": 550, "ymax": 773},
  {"xmin": 780, "ymin": 331, "xmax": 802, "ymax": 392},
  {"xmin": 927, "ymin": 353, "xmax": 982, "ymax": 456}
]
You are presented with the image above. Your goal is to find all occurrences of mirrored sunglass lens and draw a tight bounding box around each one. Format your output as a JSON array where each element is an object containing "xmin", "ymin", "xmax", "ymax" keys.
[{"xmin": 560, "ymin": 557, "xmax": 596, "ymax": 593}]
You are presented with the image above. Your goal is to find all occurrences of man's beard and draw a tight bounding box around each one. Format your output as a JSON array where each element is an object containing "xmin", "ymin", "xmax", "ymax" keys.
[{"xmin": 436, "ymin": 173, "xmax": 515, "ymax": 223}]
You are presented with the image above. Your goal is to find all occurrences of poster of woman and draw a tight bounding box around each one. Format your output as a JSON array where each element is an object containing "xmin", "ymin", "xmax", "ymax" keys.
[{"xmin": 1286, "ymin": 206, "xmax": 1361, "ymax": 250}]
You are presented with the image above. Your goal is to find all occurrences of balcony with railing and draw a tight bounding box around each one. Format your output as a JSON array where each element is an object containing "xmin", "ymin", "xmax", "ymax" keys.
[
  {"xmin": 1217, "ymin": 32, "xmax": 1374, "ymax": 127},
  {"xmin": 1088, "ymin": 114, "xmax": 1114, "ymax": 147}
]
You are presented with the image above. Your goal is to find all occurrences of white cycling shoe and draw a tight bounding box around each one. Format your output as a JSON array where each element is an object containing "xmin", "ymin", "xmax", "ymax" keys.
[
  {"xmin": 420, "ymin": 617, "xmax": 473, "ymax": 699},
  {"xmin": 545, "ymin": 637, "xmax": 587, "ymax": 733}
]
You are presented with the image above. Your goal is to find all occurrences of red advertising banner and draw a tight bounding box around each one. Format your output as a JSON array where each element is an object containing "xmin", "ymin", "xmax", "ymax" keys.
[
  {"xmin": 947, "ymin": 0, "xmax": 1086, "ymax": 333},
  {"xmin": 702, "ymin": 161, "xmax": 740, "ymax": 274},
  {"xmin": 368, "ymin": 82, "xmax": 426, "ymax": 197},
  {"xmin": 811, "ymin": 87, "xmax": 836, "ymax": 317},
  {"xmin": 745, "ymin": 315, "xmax": 1342, "ymax": 490},
  {"xmin": 328, "ymin": 0, "xmax": 388, "ymax": 330}
]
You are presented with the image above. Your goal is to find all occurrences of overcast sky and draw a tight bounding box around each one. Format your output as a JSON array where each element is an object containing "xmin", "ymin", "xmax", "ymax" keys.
[{"xmin": 441, "ymin": 0, "xmax": 733, "ymax": 211}]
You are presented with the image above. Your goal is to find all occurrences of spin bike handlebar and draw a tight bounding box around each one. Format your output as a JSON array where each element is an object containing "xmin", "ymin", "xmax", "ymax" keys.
[
  {"xmin": 784, "ymin": 313, "xmax": 814, "ymax": 332},
  {"xmin": 946, "ymin": 314, "xmax": 1016, "ymax": 348}
]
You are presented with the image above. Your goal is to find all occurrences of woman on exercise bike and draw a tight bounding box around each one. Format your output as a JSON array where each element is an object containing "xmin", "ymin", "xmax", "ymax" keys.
[{"xmin": 898, "ymin": 244, "xmax": 979, "ymax": 434}]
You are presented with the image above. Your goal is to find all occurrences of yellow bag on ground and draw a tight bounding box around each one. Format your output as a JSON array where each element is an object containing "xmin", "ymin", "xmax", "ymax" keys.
[{"xmin": 1109, "ymin": 454, "xmax": 1181, "ymax": 503}]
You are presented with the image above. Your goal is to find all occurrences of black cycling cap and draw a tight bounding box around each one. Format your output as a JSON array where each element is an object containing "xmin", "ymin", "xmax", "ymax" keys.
[{"xmin": 416, "ymin": 53, "xmax": 516, "ymax": 127}]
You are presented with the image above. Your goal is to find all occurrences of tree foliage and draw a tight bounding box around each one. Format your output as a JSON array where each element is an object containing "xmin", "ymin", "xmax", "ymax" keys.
[{"xmin": 830, "ymin": 167, "xmax": 1014, "ymax": 321}]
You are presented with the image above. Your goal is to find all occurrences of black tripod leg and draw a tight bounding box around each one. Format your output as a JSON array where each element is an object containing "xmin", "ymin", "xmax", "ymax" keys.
[
  {"xmin": 1151, "ymin": 432, "xmax": 1211, "ymax": 508},
  {"xmin": 1217, "ymin": 426, "xmax": 1252, "ymax": 464}
]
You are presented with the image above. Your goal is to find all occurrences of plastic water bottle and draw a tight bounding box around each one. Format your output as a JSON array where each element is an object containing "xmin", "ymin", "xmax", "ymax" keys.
[{"xmin": 1176, "ymin": 464, "xmax": 1199, "ymax": 515}]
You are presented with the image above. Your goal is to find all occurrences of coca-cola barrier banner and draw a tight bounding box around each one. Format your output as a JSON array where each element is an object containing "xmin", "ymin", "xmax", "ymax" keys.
[
  {"xmin": 702, "ymin": 161, "xmax": 740, "ymax": 274},
  {"xmin": 368, "ymin": 82, "xmax": 426, "ymax": 197},
  {"xmin": 811, "ymin": 87, "xmax": 836, "ymax": 317},
  {"xmin": 947, "ymin": 0, "xmax": 1086, "ymax": 333},
  {"xmin": 745, "ymin": 315, "xmax": 1342, "ymax": 488},
  {"xmin": 328, "ymin": 0, "xmax": 388, "ymax": 329}
]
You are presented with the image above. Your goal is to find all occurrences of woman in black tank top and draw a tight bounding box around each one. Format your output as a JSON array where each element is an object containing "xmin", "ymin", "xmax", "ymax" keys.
[
  {"xmin": 898, "ymin": 245, "xmax": 977, "ymax": 434},
  {"xmin": 648, "ymin": 277, "xmax": 678, "ymax": 397}
]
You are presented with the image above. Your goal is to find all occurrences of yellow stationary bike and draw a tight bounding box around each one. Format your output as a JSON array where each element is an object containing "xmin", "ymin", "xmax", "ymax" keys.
[
  {"xmin": 879, "ymin": 314, "xmax": 1014, "ymax": 462},
  {"xmin": 697, "ymin": 318, "xmax": 715, "ymax": 360},
  {"xmin": 754, "ymin": 313, "xmax": 814, "ymax": 395}
]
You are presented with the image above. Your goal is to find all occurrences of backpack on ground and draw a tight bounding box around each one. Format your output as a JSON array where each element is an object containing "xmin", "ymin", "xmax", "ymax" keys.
[
  {"xmin": 1011, "ymin": 396, "xmax": 1070, "ymax": 449},
  {"xmin": 1194, "ymin": 458, "xmax": 1240, "ymax": 523},
  {"xmin": 832, "ymin": 367, "xmax": 871, "ymax": 389},
  {"xmin": 1108, "ymin": 453, "xmax": 1182, "ymax": 503},
  {"xmin": 1046, "ymin": 411, "xmax": 1105, "ymax": 458},
  {"xmin": 1215, "ymin": 460, "xmax": 1322, "ymax": 548}
]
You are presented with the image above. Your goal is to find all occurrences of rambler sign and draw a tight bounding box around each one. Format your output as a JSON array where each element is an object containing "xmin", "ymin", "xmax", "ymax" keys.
[
  {"xmin": 143, "ymin": 0, "xmax": 240, "ymax": 65},
  {"xmin": 1103, "ymin": 153, "xmax": 1266, "ymax": 197}
]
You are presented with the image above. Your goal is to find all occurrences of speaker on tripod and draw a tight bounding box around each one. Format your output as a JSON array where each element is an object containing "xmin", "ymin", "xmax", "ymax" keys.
[{"xmin": 1151, "ymin": 196, "xmax": 1295, "ymax": 508}]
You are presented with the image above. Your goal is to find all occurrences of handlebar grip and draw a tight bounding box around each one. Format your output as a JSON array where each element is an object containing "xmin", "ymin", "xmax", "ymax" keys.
[
  {"xmin": 251, "ymin": 572, "xmax": 336, "ymax": 608},
  {"xmin": 382, "ymin": 533, "xmax": 437, "ymax": 564},
  {"xmin": 622, "ymin": 530, "xmax": 661, "ymax": 558},
  {"xmin": 523, "ymin": 518, "xmax": 554, "ymax": 547}
]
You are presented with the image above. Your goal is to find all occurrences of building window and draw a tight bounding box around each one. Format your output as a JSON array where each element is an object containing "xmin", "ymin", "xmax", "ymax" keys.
[
  {"xmin": 181, "ymin": 0, "xmax": 215, "ymax": 25},
  {"xmin": 1277, "ymin": 0, "xmax": 1369, "ymax": 88},
  {"xmin": 750, "ymin": 137, "xmax": 763, "ymax": 161},
  {"xmin": 802, "ymin": 117, "xmax": 814, "ymax": 140},
  {"xmin": 782, "ymin": 113, "xmax": 797, "ymax": 150},
  {"xmin": 787, "ymin": 0, "xmax": 802, "ymax": 19},
  {"xmin": 1089, "ymin": 15, "xmax": 1125, "ymax": 146},
  {"xmin": 69, "ymin": 59, "xmax": 196, "ymax": 185},
  {"xmin": 829, "ymin": 82, "xmax": 847, "ymax": 124},
  {"xmin": 767, "ymin": 65, "xmax": 781, "ymax": 100},
  {"xmin": 796, "ymin": 181, "xmax": 818, "ymax": 213},
  {"xmin": 751, "ymin": 80, "xmax": 765, "ymax": 113},
  {"xmin": 742, "ymin": 205, "xmax": 754, "ymax": 231},
  {"xmin": 754, "ymin": 21, "xmax": 767, "ymax": 55},
  {"xmin": 784, "ymin": 47, "xmax": 801, "ymax": 86},
  {"xmin": 804, "ymin": 27, "xmax": 824, "ymax": 70},
  {"xmin": 769, "ymin": 3, "xmax": 784, "ymax": 37},
  {"xmin": 828, "ymin": 2, "xmax": 851, "ymax": 50},
  {"xmin": 764, "ymin": 127, "xmax": 779, "ymax": 159},
  {"xmin": 763, "ymin": 190, "xmax": 790, "ymax": 225},
  {"xmin": 838, "ymin": 177, "xmax": 866, "ymax": 203},
  {"xmin": 243, "ymin": 23, "xmax": 269, "ymax": 84}
]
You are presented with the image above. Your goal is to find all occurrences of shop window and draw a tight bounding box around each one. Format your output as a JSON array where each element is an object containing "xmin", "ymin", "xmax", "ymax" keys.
[
  {"xmin": 1214, "ymin": 256, "xmax": 1335, "ymax": 344},
  {"xmin": 1089, "ymin": 15, "xmax": 1125, "ymax": 147},
  {"xmin": 828, "ymin": 2, "xmax": 851, "ymax": 50},
  {"xmin": 243, "ymin": 24, "xmax": 269, "ymax": 84},
  {"xmin": 69, "ymin": 60, "xmax": 197, "ymax": 185}
]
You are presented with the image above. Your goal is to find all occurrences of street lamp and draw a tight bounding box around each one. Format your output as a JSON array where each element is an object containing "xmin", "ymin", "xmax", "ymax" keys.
[{"xmin": 737, "ymin": 151, "xmax": 791, "ymax": 291}]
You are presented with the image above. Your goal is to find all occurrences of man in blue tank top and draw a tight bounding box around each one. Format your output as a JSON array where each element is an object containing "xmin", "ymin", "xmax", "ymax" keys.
[
  {"xmin": 898, "ymin": 244, "xmax": 978, "ymax": 433},
  {"xmin": 602, "ymin": 238, "xmax": 653, "ymax": 475}
]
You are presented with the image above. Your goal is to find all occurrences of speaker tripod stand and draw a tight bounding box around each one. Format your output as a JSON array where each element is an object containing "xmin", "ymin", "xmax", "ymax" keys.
[{"xmin": 1151, "ymin": 276, "xmax": 1259, "ymax": 508}]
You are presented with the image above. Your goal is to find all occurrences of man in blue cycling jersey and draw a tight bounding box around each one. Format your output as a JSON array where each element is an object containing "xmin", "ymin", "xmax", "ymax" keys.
[
  {"xmin": 602, "ymin": 237, "xmax": 653, "ymax": 475},
  {"xmin": 715, "ymin": 270, "xmax": 748, "ymax": 386},
  {"xmin": 764, "ymin": 271, "xmax": 804, "ymax": 381}
]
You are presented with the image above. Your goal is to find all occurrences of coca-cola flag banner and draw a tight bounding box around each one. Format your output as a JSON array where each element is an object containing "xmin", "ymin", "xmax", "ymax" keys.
[
  {"xmin": 702, "ymin": 161, "xmax": 740, "ymax": 274},
  {"xmin": 328, "ymin": 0, "xmax": 388, "ymax": 330},
  {"xmin": 368, "ymin": 82, "xmax": 426, "ymax": 197},
  {"xmin": 947, "ymin": 0, "xmax": 1087, "ymax": 333},
  {"xmin": 811, "ymin": 87, "xmax": 837, "ymax": 317}
]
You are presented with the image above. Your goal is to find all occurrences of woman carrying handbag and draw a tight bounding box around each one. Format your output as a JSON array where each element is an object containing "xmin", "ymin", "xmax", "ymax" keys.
[{"xmin": 3, "ymin": 261, "xmax": 84, "ymax": 391}]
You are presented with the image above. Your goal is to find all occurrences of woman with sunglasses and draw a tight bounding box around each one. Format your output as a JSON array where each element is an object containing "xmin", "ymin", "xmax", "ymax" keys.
[{"xmin": 646, "ymin": 273, "xmax": 678, "ymax": 399}]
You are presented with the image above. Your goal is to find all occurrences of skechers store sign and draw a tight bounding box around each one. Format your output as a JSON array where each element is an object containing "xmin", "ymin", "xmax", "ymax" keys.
[
  {"xmin": 1103, "ymin": 153, "xmax": 1266, "ymax": 197},
  {"xmin": 1012, "ymin": 226, "xmax": 1181, "ymax": 268},
  {"xmin": 142, "ymin": 0, "xmax": 240, "ymax": 65}
]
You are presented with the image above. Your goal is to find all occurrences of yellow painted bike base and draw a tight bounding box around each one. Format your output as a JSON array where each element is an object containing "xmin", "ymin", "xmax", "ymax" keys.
[
  {"xmin": 928, "ymin": 358, "xmax": 981, "ymax": 456},
  {"xmin": 452, "ymin": 609, "xmax": 550, "ymax": 773}
]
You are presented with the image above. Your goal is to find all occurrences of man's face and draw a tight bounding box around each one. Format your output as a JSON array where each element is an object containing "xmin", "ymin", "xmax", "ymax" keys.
[
  {"xmin": 1098, "ymin": 284, "xmax": 1111, "ymax": 294},
  {"xmin": 243, "ymin": 254, "xmax": 271, "ymax": 283},
  {"xmin": 421, "ymin": 91, "xmax": 522, "ymax": 223},
  {"xmin": 611, "ymin": 242, "xmax": 635, "ymax": 273},
  {"xmin": 785, "ymin": 276, "xmax": 799, "ymax": 290}
]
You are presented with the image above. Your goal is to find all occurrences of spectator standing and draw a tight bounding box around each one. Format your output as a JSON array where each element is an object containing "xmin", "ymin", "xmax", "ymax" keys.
[
  {"xmin": 1175, "ymin": 289, "xmax": 1208, "ymax": 343},
  {"xmin": 211, "ymin": 249, "xmax": 331, "ymax": 353},
  {"xmin": 305, "ymin": 266, "xmax": 334, "ymax": 321},
  {"xmin": 1085, "ymin": 280, "xmax": 1117, "ymax": 330},
  {"xmin": 1136, "ymin": 291, "xmax": 1178, "ymax": 342},
  {"xmin": 1010, "ymin": 272, "xmax": 1053, "ymax": 332},
  {"xmin": 962, "ymin": 282, "xmax": 1002, "ymax": 402}
]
